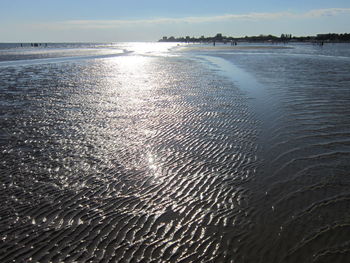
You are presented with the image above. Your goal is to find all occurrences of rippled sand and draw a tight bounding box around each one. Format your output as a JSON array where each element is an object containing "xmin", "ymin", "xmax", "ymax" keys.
[{"xmin": 0, "ymin": 43, "xmax": 350, "ymax": 262}]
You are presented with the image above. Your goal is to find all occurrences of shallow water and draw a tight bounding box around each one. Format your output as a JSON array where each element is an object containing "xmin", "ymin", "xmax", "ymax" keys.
[{"xmin": 0, "ymin": 42, "xmax": 350, "ymax": 262}]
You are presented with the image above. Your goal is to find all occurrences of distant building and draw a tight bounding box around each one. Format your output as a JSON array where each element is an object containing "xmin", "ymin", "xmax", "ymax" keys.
[{"xmin": 214, "ymin": 33, "xmax": 223, "ymax": 41}]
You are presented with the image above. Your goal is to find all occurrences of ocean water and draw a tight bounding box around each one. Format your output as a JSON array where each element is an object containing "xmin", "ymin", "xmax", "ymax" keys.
[{"xmin": 0, "ymin": 42, "xmax": 350, "ymax": 262}]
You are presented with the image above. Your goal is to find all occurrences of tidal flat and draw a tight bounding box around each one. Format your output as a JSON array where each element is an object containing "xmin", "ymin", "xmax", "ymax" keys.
[{"xmin": 1, "ymin": 42, "xmax": 350, "ymax": 262}]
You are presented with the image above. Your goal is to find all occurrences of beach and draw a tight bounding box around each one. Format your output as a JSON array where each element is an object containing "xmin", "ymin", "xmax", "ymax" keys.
[{"xmin": 1, "ymin": 42, "xmax": 350, "ymax": 262}]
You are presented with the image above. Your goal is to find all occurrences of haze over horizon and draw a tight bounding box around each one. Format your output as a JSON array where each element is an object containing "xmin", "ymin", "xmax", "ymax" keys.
[{"xmin": 1, "ymin": 0, "xmax": 350, "ymax": 42}]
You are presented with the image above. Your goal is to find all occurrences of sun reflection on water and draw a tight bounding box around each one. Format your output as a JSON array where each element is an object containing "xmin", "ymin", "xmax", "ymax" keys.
[
  {"xmin": 116, "ymin": 42, "xmax": 181, "ymax": 57},
  {"xmin": 83, "ymin": 51, "xmax": 168, "ymax": 182}
]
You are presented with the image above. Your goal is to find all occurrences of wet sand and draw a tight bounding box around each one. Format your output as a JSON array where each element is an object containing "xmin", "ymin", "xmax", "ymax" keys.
[
  {"xmin": 0, "ymin": 54, "xmax": 258, "ymax": 263},
  {"xmin": 180, "ymin": 44, "xmax": 292, "ymax": 52},
  {"xmin": 1, "ymin": 43, "xmax": 350, "ymax": 262}
]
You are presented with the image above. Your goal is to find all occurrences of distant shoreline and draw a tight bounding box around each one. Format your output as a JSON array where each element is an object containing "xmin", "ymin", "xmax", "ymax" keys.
[{"xmin": 159, "ymin": 33, "xmax": 350, "ymax": 44}]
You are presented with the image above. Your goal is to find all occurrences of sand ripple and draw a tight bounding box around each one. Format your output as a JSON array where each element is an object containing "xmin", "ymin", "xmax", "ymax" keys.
[
  {"xmin": 0, "ymin": 55, "xmax": 258, "ymax": 262},
  {"xmin": 1, "ymin": 45, "xmax": 349, "ymax": 262}
]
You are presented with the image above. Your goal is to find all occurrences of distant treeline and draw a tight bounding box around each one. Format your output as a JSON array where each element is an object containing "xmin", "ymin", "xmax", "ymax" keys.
[{"xmin": 159, "ymin": 33, "xmax": 350, "ymax": 43}]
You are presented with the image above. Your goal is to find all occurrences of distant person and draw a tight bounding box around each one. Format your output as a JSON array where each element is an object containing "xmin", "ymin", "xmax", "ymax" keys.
[{"xmin": 213, "ymin": 41, "xmax": 216, "ymax": 46}]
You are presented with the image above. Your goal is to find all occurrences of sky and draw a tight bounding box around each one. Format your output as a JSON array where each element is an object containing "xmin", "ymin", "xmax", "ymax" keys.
[{"xmin": 0, "ymin": 0, "xmax": 350, "ymax": 42}]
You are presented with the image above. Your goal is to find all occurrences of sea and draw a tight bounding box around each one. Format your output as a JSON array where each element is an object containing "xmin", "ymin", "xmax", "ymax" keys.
[{"xmin": 0, "ymin": 41, "xmax": 350, "ymax": 263}]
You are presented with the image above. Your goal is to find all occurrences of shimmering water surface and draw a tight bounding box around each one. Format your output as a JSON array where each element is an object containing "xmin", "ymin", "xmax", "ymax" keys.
[{"xmin": 1, "ymin": 42, "xmax": 350, "ymax": 263}]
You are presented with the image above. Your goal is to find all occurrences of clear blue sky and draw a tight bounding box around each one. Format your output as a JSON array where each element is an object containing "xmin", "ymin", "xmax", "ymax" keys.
[{"xmin": 1, "ymin": 0, "xmax": 349, "ymax": 42}]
